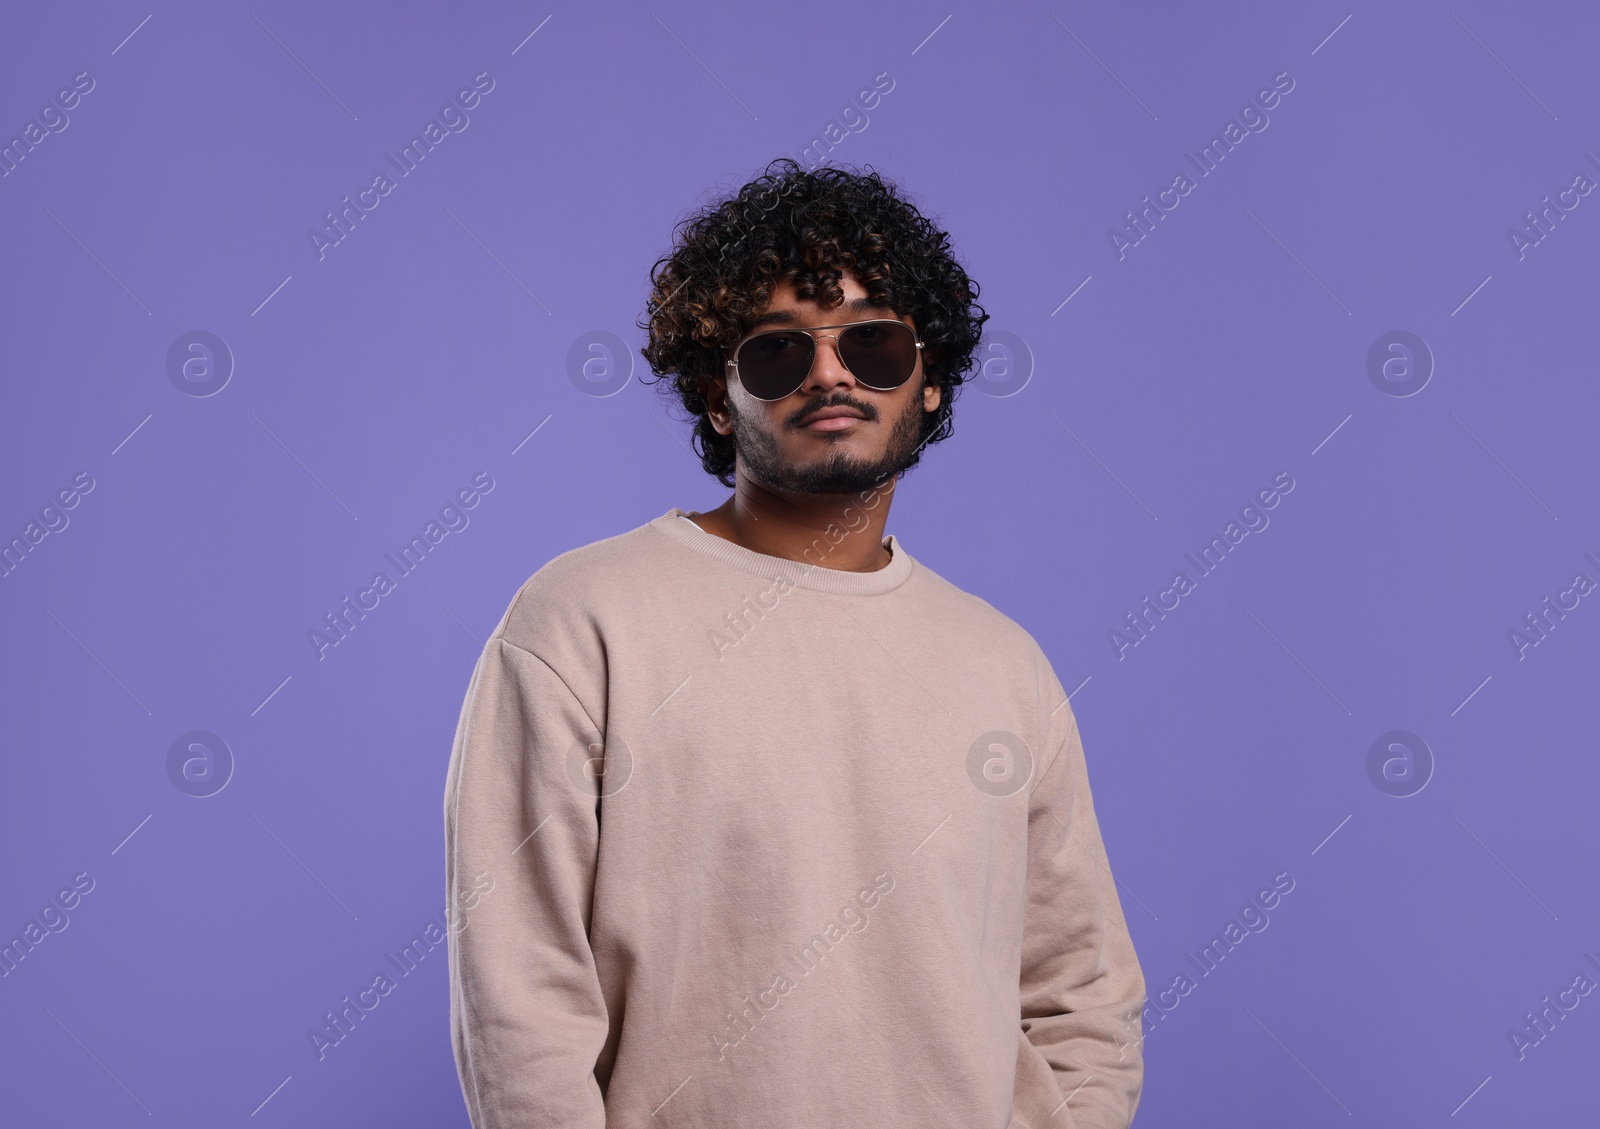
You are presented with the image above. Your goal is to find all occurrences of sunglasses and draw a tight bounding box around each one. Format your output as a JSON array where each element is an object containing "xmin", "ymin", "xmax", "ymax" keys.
[{"xmin": 724, "ymin": 319, "xmax": 924, "ymax": 401}]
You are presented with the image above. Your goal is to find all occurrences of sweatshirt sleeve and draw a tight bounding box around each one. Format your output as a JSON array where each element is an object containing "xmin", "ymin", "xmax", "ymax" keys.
[
  {"xmin": 1011, "ymin": 701, "xmax": 1147, "ymax": 1129},
  {"xmin": 444, "ymin": 634, "xmax": 610, "ymax": 1128}
]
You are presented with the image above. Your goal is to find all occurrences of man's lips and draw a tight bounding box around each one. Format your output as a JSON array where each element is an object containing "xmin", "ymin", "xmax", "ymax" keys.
[{"xmin": 800, "ymin": 406, "xmax": 869, "ymax": 431}]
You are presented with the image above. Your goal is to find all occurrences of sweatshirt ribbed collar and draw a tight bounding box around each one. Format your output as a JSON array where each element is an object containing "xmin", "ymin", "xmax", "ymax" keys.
[{"xmin": 649, "ymin": 507, "xmax": 914, "ymax": 596}]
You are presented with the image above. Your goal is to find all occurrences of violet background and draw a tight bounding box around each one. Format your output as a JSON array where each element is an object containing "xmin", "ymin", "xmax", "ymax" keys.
[{"xmin": 2, "ymin": 1, "xmax": 1598, "ymax": 1125}]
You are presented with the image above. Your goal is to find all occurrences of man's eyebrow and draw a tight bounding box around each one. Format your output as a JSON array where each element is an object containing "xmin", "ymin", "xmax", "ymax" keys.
[{"xmin": 745, "ymin": 296, "xmax": 897, "ymax": 330}]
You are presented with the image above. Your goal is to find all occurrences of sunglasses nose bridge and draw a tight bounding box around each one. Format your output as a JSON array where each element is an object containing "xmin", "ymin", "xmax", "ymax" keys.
[{"xmin": 811, "ymin": 331, "xmax": 848, "ymax": 369}]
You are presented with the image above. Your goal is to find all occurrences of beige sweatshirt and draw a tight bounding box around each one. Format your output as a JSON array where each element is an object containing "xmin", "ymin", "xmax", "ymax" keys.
[{"xmin": 443, "ymin": 507, "xmax": 1146, "ymax": 1128}]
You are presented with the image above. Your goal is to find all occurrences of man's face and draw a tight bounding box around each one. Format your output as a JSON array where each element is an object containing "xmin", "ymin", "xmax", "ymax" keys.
[{"xmin": 708, "ymin": 272, "xmax": 941, "ymax": 496}]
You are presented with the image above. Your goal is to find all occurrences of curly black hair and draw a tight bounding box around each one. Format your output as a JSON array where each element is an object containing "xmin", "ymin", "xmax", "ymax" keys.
[{"xmin": 638, "ymin": 158, "xmax": 987, "ymax": 487}]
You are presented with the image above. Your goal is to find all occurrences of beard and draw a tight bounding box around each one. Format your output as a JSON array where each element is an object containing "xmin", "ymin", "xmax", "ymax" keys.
[{"xmin": 728, "ymin": 385, "xmax": 931, "ymax": 495}]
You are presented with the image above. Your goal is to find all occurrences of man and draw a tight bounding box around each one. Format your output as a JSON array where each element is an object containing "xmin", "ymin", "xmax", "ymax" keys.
[{"xmin": 444, "ymin": 158, "xmax": 1146, "ymax": 1128}]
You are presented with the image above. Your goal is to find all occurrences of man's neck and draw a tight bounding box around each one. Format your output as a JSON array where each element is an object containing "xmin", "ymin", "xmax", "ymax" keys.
[{"xmin": 687, "ymin": 479, "xmax": 896, "ymax": 573}]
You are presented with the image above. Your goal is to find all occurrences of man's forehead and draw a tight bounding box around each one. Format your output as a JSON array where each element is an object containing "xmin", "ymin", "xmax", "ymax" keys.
[{"xmin": 747, "ymin": 294, "xmax": 903, "ymax": 330}]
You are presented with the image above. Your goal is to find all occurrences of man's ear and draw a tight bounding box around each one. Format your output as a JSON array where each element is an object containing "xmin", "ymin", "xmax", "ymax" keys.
[
  {"xmin": 701, "ymin": 373, "xmax": 734, "ymax": 437},
  {"xmin": 922, "ymin": 376, "xmax": 942, "ymax": 414},
  {"xmin": 918, "ymin": 352, "xmax": 943, "ymax": 413}
]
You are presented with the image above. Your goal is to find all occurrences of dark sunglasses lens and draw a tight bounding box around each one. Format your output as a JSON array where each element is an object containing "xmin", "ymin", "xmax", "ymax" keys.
[
  {"xmin": 839, "ymin": 322, "xmax": 917, "ymax": 389},
  {"xmin": 738, "ymin": 331, "xmax": 814, "ymax": 399}
]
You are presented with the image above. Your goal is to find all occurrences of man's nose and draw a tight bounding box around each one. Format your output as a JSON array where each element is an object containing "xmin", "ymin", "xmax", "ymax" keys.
[{"xmin": 801, "ymin": 333, "xmax": 855, "ymax": 393}]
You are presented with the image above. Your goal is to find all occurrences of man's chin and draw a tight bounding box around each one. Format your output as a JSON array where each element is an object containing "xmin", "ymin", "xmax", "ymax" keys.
[
  {"xmin": 729, "ymin": 405, "xmax": 925, "ymax": 496},
  {"xmin": 749, "ymin": 453, "xmax": 904, "ymax": 496}
]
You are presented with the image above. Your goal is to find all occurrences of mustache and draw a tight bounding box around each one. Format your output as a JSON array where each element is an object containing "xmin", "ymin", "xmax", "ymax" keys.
[{"xmin": 792, "ymin": 397, "xmax": 877, "ymax": 426}]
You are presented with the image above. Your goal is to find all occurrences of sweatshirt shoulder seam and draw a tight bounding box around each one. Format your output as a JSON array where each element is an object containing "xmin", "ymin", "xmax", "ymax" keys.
[{"xmin": 492, "ymin": 633, "xmax": 605, "ymax": 737}]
